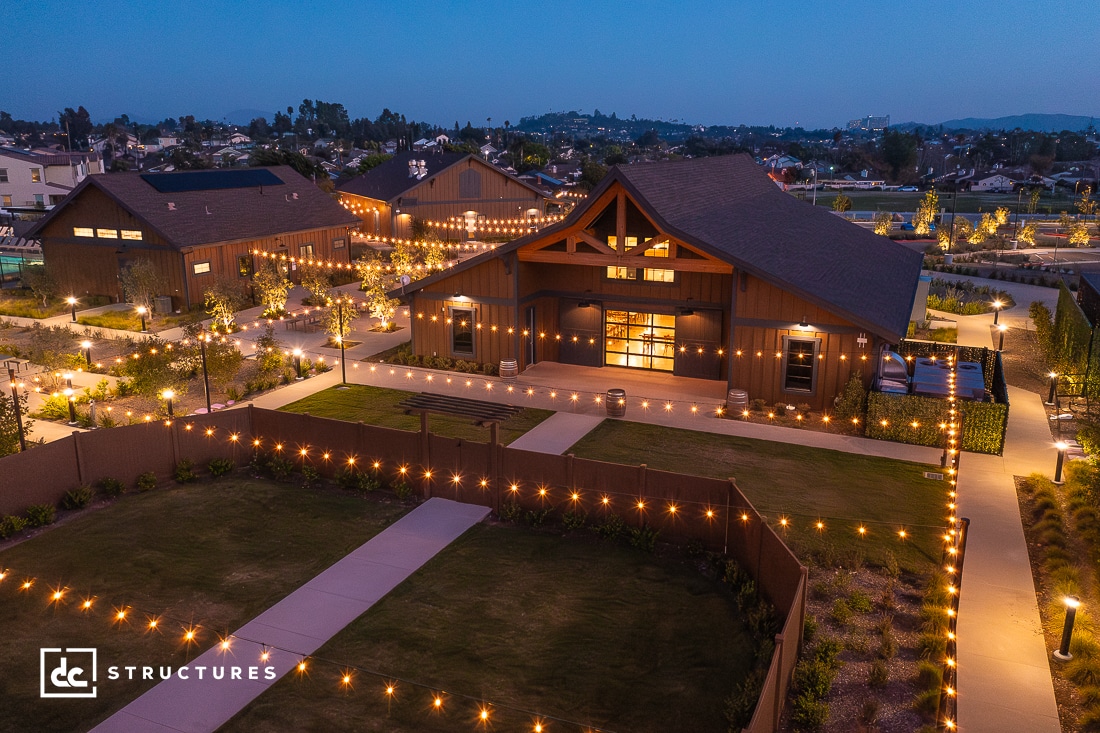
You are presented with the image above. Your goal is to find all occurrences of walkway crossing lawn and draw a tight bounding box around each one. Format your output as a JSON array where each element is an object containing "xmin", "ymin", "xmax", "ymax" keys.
[
  {"xmin": 223, "ymin": 524, "xmax": 757, "ymax": 733},
  {"xmin": 0, "ymin": 479, "xmax": 410, "ymax": 733},
  {"xmin": 278, "ymin": 384, "xmax": 554, "ymax": 444},
  {"xmin": 568, "ymin": 421, "xmax": 946, "ymax": 572}
]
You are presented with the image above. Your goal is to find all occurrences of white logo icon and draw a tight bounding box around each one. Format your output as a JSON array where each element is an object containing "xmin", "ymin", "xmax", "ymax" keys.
[{"xmin": 41, "ymin": 648, "xmax": 97, "ymax": 698}]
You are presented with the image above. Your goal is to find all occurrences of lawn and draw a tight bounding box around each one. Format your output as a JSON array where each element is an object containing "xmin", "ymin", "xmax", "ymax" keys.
[
  {"xmin": 77, "ymin": 310, "xmax": 200, "ymax": 332},
  {"xmin": 279, "ymin": 384, "xmax": 554, "ymax": 445},
  {"xmin": 223, "ymin": 523, "xmax": 756, "ymax": 733},
  {"xmin": 567, "ymin": 421, "xmax": 945, "ymax": 572},
  {"xmin": 0, "ymin": 295, "xmax": 72, "ymax": 319},
  {"xmin": 0, "ymin": 478, "xmax": 410, "ymax": 733}
]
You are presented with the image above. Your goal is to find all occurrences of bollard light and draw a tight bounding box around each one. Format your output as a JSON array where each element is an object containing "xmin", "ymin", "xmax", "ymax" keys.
[
  {"xmin": 293, "ymin": 348, "xmax": 303, "ymax": 380},
  {"xmin": 997, "ymin": 323, "xmax": 1007, "ymax": 351},
  {"xmin": 992, "ymin": 299, "xmax": 1003, "ymax": 325},
  {"xmin": 137, "ymin": 306, "xmax": 148, "ymax": 332},
  {"xmin": 67, "ymin": 296, "xmax": 77, "ymax": 322},
  {"xmin": 63, "ymin": 387, "xmax": 77, "ymax": 425},
  {"xmin": 1046, "ymin": 372, "xmax": 1058, "ymax": 406},
  {"xmin": 81, "ymin": 340, "xmax": 92, "ymax": 365},
  {"xmin": 162, "ymin": 389, "xmax": 174, "ymax": 418},
  {"xmin": 1054, "ymin": 441, "xmax": 1068, "ymax": 485},
  {"xmin": 1054, "ymin": 596, "xmax": 1081, "ymax": 661}
]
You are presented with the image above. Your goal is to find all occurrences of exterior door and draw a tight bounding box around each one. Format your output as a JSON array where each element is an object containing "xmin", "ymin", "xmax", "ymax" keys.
[
  {"xmin": 673, "ymin": 309, "xmax": 723, "ymax": 379},
  {"xmin": 558, "ymin": 299, "xmax": 603, "ymax": 367}
]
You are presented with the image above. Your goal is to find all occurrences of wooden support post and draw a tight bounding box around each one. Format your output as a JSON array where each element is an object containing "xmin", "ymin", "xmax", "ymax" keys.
[{"xmin": 420, "ymin": 411, "xmax": 431, "ymax": 499}]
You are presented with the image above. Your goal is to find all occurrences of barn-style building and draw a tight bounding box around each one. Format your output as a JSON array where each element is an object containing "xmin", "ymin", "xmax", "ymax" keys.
[
  {"xmin": 393, "ymin": 155, "xmax": 924, "ymax": 411},
  {"xmin": 27, "ymin": 167, "xmax": 359, "ymax": 311},
  {"xmin": 336, "ymin": 151, "xmax": 554, "ymax": 241}
]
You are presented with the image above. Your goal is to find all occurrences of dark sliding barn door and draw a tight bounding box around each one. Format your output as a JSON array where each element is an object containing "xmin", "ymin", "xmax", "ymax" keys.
[
  {"xmin": 673, "ymin": 309, "xmax": 722, "ymax": 379},
  {"xmin": 558, "ymin": 299, "xmax": 603, "ymax": 367}
]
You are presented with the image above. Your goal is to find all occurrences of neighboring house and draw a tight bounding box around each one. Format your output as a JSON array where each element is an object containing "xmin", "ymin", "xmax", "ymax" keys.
[
  {"xmin": 390, "ymin": 155, "xmax": 924, "ymax": 411},
  {"xmin": 381, "ymin": 139, "xmax": 399, "ymax": 155},
  {"xmin": 968, "ymin": 173, "xmax": 1016, "ymax": 192},
  {"xmin": 90, "ymin": 133, "xmax": 140, "ymax": 157},
  {"xmin": 480, "ymin": 143, "xmax": 498, "ymax": 159},
  {"xmin": 516, "ymin": 170, "xmax": 564, "ymax": 191},
  {"xmin": 336, "ymin": 151, "xmax": 553, "ymax": 240},
  {"xmin": 760, "ymin": 154, "xmax": 801, "ymax": 170},
  {"xmin": 0, "ymin": 147, "xmax": 103, "ymax": 212},
  {"xmin": 26, "ymin": 166, "xmax": 360, "ymax": 310},
  {"xmin": 412, "ymin": 138, "xmax": 433, "ymax": 151}
]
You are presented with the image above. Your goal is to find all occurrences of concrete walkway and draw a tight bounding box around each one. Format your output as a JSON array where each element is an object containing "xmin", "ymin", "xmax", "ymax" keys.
[
  {"xmin": 507, "ymin": 412, "xmax": 605, "ymax": 454},
  {"xmin": 93, "ymin": 497, "xmax": 489, "ymax": 733}
]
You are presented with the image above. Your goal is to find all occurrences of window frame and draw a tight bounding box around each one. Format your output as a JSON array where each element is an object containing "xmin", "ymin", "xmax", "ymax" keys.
[
  {"xmin": 96, "ymin": 228, "xmax": 118, "ymax": 239},
  {"xmin": 73, "ymin": 227, "xmax": 94, "ymax": 237},
  {"xmin": 781, "ymin": 335, "xmax": 821, "ymax": 394},
  {"xmin": 0, "ymin": 168, "xmax": 8, "ymax": 183},
  {"xmin": 30, "ymin": 168, "xmax": 42, "ymax": 183},
  {"xmin": 332, "ymin": 237, "xmax": 345, "ymax": 250},
  {"xmin": 299, "ymin": 243, "xmax": 314, "ymax": 258},
  {"xmin": 120, "ymin": 229, "xmax": 142, "ymax": 241},
  {"xmin": 192, "ymin": 260, "xmax": 212, "ymax": 276},
  {"xmin": 237, "ymin": 254, "xmax": 253, "ymax": 278}
]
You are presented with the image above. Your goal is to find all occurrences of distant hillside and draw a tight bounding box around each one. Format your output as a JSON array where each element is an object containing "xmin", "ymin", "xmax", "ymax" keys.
[{"xmin": 895, "ymin": 113, "xmax": 1097, "ymax": 133}]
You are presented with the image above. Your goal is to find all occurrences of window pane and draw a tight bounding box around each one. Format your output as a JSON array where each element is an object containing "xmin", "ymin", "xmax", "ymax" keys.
[
  {"xmin": 643, "ymin": 268, "xmax": 675, "ymax": 282},
  {"xmin": 0, "ymin": 169, "xmax": 8, "ymax": 182},
  {"xmin": 96, "ymin": 228, "xmax": 118, "ymax": 239},
  {"xmin": 299, "ymin": 244, "xmax": 313, "ymax": 257},
  {"xmin": 644, "ymin": 241, "xmax": 669, "ymax": 257},
  {"xmin": 120, "ymin": 230, "xmax": 142, "ymax": 240},
  {"xmin": 452, "ymin": 308, "xmax": 474, "ymax": 354},
  {"xmin": 237, "ymin": 255, "xmax": 253, "ymax": 278},
  {"xmin": 784, "ymin": 338, "xmax": 817, "ymax": 391},
  {"xmin": 606, "ymin": 266, "xmax": 636, "ymax": 280},
  {"xmin": 193, "ymin": 261, "xmax": 211, "ymax": 275},
  {"xmin": 73, "ymin": 227, "xmax": 94, "ymax": 237}
]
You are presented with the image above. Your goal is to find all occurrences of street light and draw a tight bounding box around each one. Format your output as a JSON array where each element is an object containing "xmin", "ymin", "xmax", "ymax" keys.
[
  {"xmin": 1054, "ymin": 441, "xmax": 1068, "ymax": 485},
  {"xmin": 992, "ymin": 300, "xmax": 1003, "ymax": 325},
  {"xmin": 66, "ymin": 296, "xmax": 77, "ymax": 322},
  {"xmin": 1053, "ymin": 596, "xmax": 1081, "ymax": 661},
  {"xmin": 162, "ymin": 389, "xmax": 175, "ymax": 418},
  {"xmin": 293, "ymin": 348, "xmax": 303, "ymax": 380},
  {"xmin": 81, "ymin": 340, "xmax": 92, "ymax": 365},
  {"xmin": 997, "ymin": 323, "xmax": 1007, "ymax": 350},
  {"xmin": 137, "ymin": 306, "xmax": 148, "ymax": 332},
  {"xmin": 1046, "ymin": 372, "xmax": 1058, "ymax": 406},
  {"xmin": 63, "ymin": 387, "xmax": 77, "ymax": 425}
]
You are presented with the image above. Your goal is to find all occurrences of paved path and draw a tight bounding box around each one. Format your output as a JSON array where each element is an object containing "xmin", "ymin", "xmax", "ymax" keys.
[
  {"xmin": 92, "ymin": 497, "xmax": 489, "ymax": 733},
  {"xmin": 507, "ymin": 412, "xmax": 605, "ymax": 454}
]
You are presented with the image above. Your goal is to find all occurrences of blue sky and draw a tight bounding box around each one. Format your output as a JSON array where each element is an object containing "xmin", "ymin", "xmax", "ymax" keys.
[{"xmin": 6, "ymin": 0, "xmax": 1096, "ymax": 128}]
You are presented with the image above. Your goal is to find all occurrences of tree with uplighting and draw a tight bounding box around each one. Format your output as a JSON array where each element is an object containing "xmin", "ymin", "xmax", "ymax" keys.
[
  {"xmin": 1018, "ymin": 221, "xmax": 1039, "ymax": 247},
  {"xmin": 873, "ymin": 211, "xmax": 892, "ymax": 236},
  {"xmin": 322, "ymin": 296, "xmax": 360, "ymax": 341},
  {"xmin": 21, "ymin": 264, "xmax": 58, "ymax": 308},
  {"xmin": 913, "ymin": 189, "xmax": 938, "ymax": 236},
  {"xmin": 203, "ymin": 277, "xmax": 248, "ymax": 331},
  {"xmin": 831, "ymin": 194, "xmax": 852, "ymax": 213},
  {"xmin": 0, "ymin": 390, "xmax": 33, "ymax": 458},
  {"xmin": 299, "ymin": 267, "xmax": 332, "ymax": 306},
  {"xmin": 252, "ymin": 258, "xmax": 293, "ymax": 317},
  {"xmin": 120, "ymin": 259, "xmax": 165, "ymax": 318}
]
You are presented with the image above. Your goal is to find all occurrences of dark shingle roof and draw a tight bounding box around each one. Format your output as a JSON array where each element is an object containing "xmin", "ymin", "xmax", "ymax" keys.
[
  {"xmin": 397, "ymin": 154, "xmax": 923, "ymax": 341},
  {"xmin": 336, "ymin": 151, "xmax": 469, "ymax": 201},
  {"xmin": 611, "ymin": 155, "xmax": 923, "ymax": 340},
  {"xmin": 28, "ymin": 166, "xmax": 359, "ymax": 248}
]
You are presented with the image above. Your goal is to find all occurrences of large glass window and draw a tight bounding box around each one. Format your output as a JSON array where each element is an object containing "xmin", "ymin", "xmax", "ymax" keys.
[
  {"xmin": 73, "ymin": 227, "xmax": 94, "ymax": 237},
  {"xmin": 606, "ymin": 266, "xmax": 636, "ymax": 280},
  {"xmin": 783, "ymin": 337, "xmax": 820, "ymax": 392},
  {"xmin": 451, "ymin": 308, "xmax": 474, "ymax": 356},
  {"xmin": 605, "ymin": 310, "xmax": 675, "ymax": 371},
  {"xmin": 299, "ymin": 243, "xmax": 314, "ymax": 258},
  {"xmin": 643, "ymin": 241, "xmax": 669, "ymax": 257},
  {"xmin": 96, "ymin": 228, "xmax": 118, "ymax": 239},
  {"xmin": 31, "ymin": 168, "xmax": 42, "ymax": 183},
  {"xmin": 237, "ymin": 255, "xmax": 253, "ymax": 278},
  {"xmin": 0, "ymin": 169, "xmax": 8, "ymax": 182},
  {"xmin": 643, "ymin": 268, "xmax": 675, "ymax": 282},
  {"xmin": 192, "ymin": 261, "xmax": 211, "ymax": 275},
  {"xmin": 120, "ymin": 229, "xmax": 142, "ymax": 240}
]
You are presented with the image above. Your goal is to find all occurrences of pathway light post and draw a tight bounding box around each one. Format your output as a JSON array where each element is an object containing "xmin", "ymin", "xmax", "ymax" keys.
[
  {"xmin": 997, "ymin": 323, "xmax": 1007, "ymax": 351},
  {"xmin": 81, "ymin": 340, "xmax": 92, "ymax": 365},
  {"xmin": 162, "ymin": 389, "xmax": 175, "ymax": 418},
  {"xmin": 197, "ymin": 333, "xmax": 211, "ymax": 413},
  {"xmin": 137, "ymin": 306, "xmax": 148, "ymax": 332},
  {"xmin": 992, "ymin": 300, "xmax": 1003, "ymax": 325},
  {"xmin": 293, "ymin": 348, "xmax": 303, "ymax": 380},
  {"xmin": 8, "ymin": 367, "xmax": 25, "ymax": 451},
  {"xmin": 1046, "ymin": 372, "xmax": 1058, "ymax": 406},
  {"xmin": 67, "ymin": 296, "xmax": 77, "ymax": 322},
  {"xmin": 1054, "ymin": 441, "xmax": 1068, "ymax": 485},
  {"xmin": 1053, "ymin": 596, "xmax": 1081, "ymax": 661},
  {"xmin": 63, "ymin": 387, "xmax": 77, "ymax": 425}
]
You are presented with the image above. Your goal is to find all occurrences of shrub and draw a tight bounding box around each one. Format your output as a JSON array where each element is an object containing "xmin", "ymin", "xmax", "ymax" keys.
[
  {"xmin": 878, "ymin": 632, "xmax": 898, "ymax": 660},
  {"xmin": 830, "ymin": 598, "xmax": 852, "ymax": 626},
  {"xmin": 723, "ymin": 668, "xmax": 765, "ymax": 729},
  {"xmin": 300, "ymin": 465, "xmax": 320, "ymax": 489},
  {"xmin": 790, "ymin": 692, "xmax": 829, "ymax": 731},
  {"xmin": 354, "ymin": 473, "xmax": 381, "ymax": 494},
  {"xmin": 813, "ymin": 637, "xmax": 844, "ymax": 671},
  {"xmin": 868, "ymin": 659, "xmax": 889, "ymax": 687},
  {"xmin": 61, "ymin": 486, "xmax": 94, "ymax": 510},
  {"xmin": 499, "ymin": 501, "xmax": 522, "ymax": 522},
  {"xmin": 25, "ymin": 503, "xmax": 56, "ymax": 527},
  {"xmin": 803, "ymin": 615, "xmax": 818, "ymax": 645},
  {"xmin": 208, "ymin": 458, "xmax": 234, "ymax": 477},
  {"xmin": 393, "ymin": 480, "xmax": 413, "ymax": 502},
  {"xmin": 848, "ymin": 590, "xmax": 873, "ymax": 613},
  {"xmin": 135, "ymin": 471, "xmax": 157, "ymax": 491},
  {"xmin": 96, "ymin": 477, "xmax": 124, "ymax": 497},
  {"xmin": 834, "ymin": 373, "xmax": 867, "ymax": 422},
  {"xmin": 335, "ymin": 466, "xmax": 361, "ymax": 489},
  {"xmin": 173, "ymin": 459, "xmax": 198, "ymax": 483},
  {"xmin": 267, "ymin": 454, "xmax": 295, "ymax": 481},
  {"xmin": 596, "ymin": 513, "xmax": 625, "ymax": 539},
  {"xmin": 794, "ymin": 658, "xmax": 836, "ymax": 699},
  {"xmin": 0, "ymin": 514, "xmax": 28, "ymax": 539},
  {"xmin": 628, "ymin": 523, "xmax": 660, "ymax": 552},
  {"xmin": 562, "ymin": 510, "xmax": 587, "ymax": 531},
  {"xmin": 524, "ymin": 508, "xmax": 552, "ymax": 528},
  {"xmin": 859, "ymin": 698, "xmax": 881, "ymax": 727}
]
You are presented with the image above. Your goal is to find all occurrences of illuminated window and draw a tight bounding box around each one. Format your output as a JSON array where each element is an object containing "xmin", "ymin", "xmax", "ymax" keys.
[
  {"xmin": 192, "ymin": 261, "xmax": 211, "ymax": 275},
  {"xmin": 607, "ymin": 235, "xmax": 640, "ymax": 252},
  {"xmin": 31, "ymin": 168, "xmax": 42, "ymax": 183},
  {"xmin": 73, "ymin": 227, "xmax": 94, "ymax": 237},
  {"xmin": 96, "ymin": 228, "xmax": 118, "ymax": 239},
  {"xmin": 120, "ymin": 230, "xmax": 142, "ymax": 240},
  {"xmin": 643, "ymin": 241, "xmax": 669, "ymax": 257},
  {"xmin": 299, "ymin": 243, "xmax": 313, "ymax": 258},
  {"xmin": 643, "ymin": 268, "xmax": 675, "ymax": 282},
  {"xmin": 782, "ymin": 336, "xmax": 820, "ymax": 393},
  {"xmin": 237, "ymin": 255, "xmax": 252, "ymax": 278},
  {"xmin": 605, "ymin": 310, "xmax": 675, "ymax": 371},
  {"xmin": 332, "ymin": 237, "xmax": 345, "ymax": 250},
  {"xmin": 607, "ymin": 266, "xmax": 636, "ymax": 280}
]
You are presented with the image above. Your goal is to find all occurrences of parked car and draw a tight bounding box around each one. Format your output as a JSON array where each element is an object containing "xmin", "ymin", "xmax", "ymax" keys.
[{"xmin": 899, "ymin": 186, "xmax": 919, "ymax": 192}]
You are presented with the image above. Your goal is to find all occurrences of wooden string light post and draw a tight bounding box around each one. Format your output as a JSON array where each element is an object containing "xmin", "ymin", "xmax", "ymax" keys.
[{"xmin": 7, "ymin": 367, "xmax": 26, "ymax": 451}]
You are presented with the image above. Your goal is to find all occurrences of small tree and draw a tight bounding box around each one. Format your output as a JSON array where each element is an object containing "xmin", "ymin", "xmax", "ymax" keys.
[
  {"xmin": 116, "ymin": 337, "xmax": 180, "ymax": 397},
  {"xmin": 389, "ymin": 241, "xmax": 420, "ymax": 280},
  {"xmin": 203, "ymin": 277, "xmax": 248, "ymax": 331},
  {"xmin": 120, "ymin": 259, "xmax": 166, "ymax": 316},
  {"xmin": 831, "ymin": 194, "xmax": 852, "ymax": 213},
  {"xmin": 873, "ymin": 211, "xmax": 893, "ymax": 236},
  {"xmin": 21, "ymin": 264, "xmax": 58, "ymax": 308},
  {"xmin": 423, "ymin": 242, "xmax": 447, "ymax": 271},
  {"xmin": 355, "ymin": 253, "xmax": 387, "ymax": 292},
  {"xmin": 993, "ymin": 206, "xmax": 1010, "ymax": 226},
  {"xmin": 1018, "ymin": 221, "xmax": 1039, "ymax": 247},
  {"xmin": 913, "ymin": 189, "xmax": 939, "ymax": 236},
  {"xmin": 300, "ymin": 267, "xmax": 332, "ymax": 306},
  {"xmin": 252, "ymin": 324, "xmax": 285, "ymax": 375},
  {"xmin": 977, "ymin": 212, "xmax": 999, "ymax": 238},
  {"xmin": 252, "ymin": 259, "xmax": 293, "ymax": 316},
  {"xmin": 367, "ymin": 286, "xmax": 400, "ymax": 329},
  {"xmin": 1027, "ymin": 188, "xmax": 1042, "ymax": 214},
  {"xmin": 1060, "ymin": 212, "xmax": 1091, "ymax": 246},
  {"xmin": 322, "ymin": 296, "xmax": 360, "ymax": 341},
  {"xmin": 0, "ymin": 391, "xmax": 33, "ymax": 458},
  {"xmin": 1077, "ymin": 186, "xmax": 1096, "ymax": 218}
]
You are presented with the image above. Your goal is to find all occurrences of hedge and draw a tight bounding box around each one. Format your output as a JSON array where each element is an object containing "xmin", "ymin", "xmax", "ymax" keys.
[{"xmin": 865, "ymin": 393, "xmax": 1008, "ymax": 455}]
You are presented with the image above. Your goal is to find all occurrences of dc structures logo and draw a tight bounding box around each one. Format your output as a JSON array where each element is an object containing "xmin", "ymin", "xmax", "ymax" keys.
[{"xmin": 40, "ymin": 648, "xmax": 97, "ymax": 698}]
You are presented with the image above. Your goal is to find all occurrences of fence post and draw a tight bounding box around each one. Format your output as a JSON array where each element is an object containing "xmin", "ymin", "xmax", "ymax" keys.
[
  {"xmin": 566, "ymin": 452, "xmax": 575, "ymax": 493},
  {"xmin": 772, "ymin": 633, "xmax": 785, "ymax": 728},
  {"xmin": 798, "ymin": 566, "xmax": 809, "ymax": 650},
  {"xmin": 71, "ymin": 431, "xmax": 85, "ymax": 487}
]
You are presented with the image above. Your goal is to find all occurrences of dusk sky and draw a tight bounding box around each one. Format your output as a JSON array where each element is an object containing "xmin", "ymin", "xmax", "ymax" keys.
[{"xmin": 7, "ymin": 0, "xmax": 1097, "ymax": 129}]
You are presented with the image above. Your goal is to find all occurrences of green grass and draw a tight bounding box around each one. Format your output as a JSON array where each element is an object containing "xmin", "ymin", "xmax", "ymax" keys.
[
  {"xmin": 0, "ymin": 295, "xmax": 69, "ymax": 319},
  {"xmin": 0, "ymin": 478, "xmax": 410, "ymax": 733},
  {"xmin": 77, "ymin": 310, "xmax": 200, "ymax": 332},
  {"xmin": 224, "ymin": 524, "xmax": 755, "ymax": 733},
  {"xmin": 279, "ymin": 385, "xmax": 554, "ymax": 445},
  {"xmin": 567, "ymin": 421, "xmax": 944, "ymax": 572}
]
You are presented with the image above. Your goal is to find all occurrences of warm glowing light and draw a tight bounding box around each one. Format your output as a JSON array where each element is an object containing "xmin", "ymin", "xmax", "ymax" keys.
[
  {"xmin": 816, "ymin": 521, "xmax": 825, "ymax": 531},
  {"xmin": 858, "ymin": 526, "xmax": 867, "ymax": 536},
  {"xmin": 220, "ymin": 638, "xmax": 231, "ymax": 651},
  {"xmin": 706, "ymin": 509, "xmax": 715, "ymax": 519},
  {"xmin": 601, "ymin": 496, "xmax": 610, "ymax": 505},
  {"xmin": 1066, "ymin": 597, "xmax": 1083, "ymax": 609},
  {"xmin": 434, "ymin": 696, "xmax": 443, "ymax": 708}
]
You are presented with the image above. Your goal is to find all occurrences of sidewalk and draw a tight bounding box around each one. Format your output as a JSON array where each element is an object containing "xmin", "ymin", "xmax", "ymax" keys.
[
  {"xmin": 92, "ymin": 497, "xmax": 490, "ymax": 733},
  {"xmin": 507, "ymin": 412, "xmax": 605, "ymax": 454}
]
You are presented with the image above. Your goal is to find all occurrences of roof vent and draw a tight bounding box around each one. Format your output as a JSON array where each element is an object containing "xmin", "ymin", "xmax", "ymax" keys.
[
  {"xmin": 205, "ymin": 206, "xmax": 212, "ymax": 215},
  {"xmin": 417, "ymin": 160, "xmax": 428, "ymax": 179},
  {"xmin": 408, "ymin": 160, "xmax": 417, "ymax": 178},
  {"xmin": 167, "ymin": 202, "xmax": 177, "ymax": 211}
]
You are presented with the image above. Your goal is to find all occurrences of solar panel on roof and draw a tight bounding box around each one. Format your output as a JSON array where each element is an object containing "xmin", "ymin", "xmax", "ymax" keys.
[{"xmin": 139, "ymin": 168, "xmax": 285, "ymax": 193}]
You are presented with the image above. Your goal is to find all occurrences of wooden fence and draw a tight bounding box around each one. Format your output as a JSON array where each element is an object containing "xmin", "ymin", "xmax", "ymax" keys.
[{"xmin": 0, "ymin": 406, "xmax": 807, "ymax": 732}]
